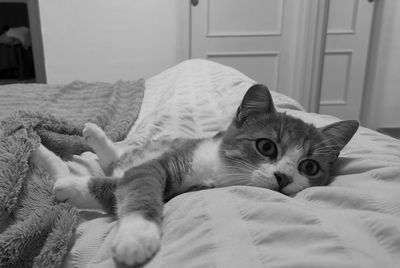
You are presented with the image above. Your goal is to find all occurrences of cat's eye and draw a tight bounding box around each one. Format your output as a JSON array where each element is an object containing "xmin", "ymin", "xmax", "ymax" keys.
[
  {"xmin": 256, "ymin": 139, "xmax": 277, "ymax": 158},
  {"xmin": 299, "ymin": 159, "xmax": 320, "ymax": 176}
]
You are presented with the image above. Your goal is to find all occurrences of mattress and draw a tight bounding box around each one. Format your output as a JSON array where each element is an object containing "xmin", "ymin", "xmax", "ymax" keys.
[{"xmin": 60, "ymin": 59, "xmax": 400, "ymax": 268}]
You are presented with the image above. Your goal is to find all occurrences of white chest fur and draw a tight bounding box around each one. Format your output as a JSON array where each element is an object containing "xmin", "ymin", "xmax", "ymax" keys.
[{"xmin": 182, "ymin": 138, "xmax": 224, "ymax": 188}]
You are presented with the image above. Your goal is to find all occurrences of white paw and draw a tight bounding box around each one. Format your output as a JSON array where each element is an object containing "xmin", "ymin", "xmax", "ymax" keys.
[
  {"xmin": 82, "ymin": 122, "xmax": 119, "ymax": 175},
  {"xmin": 112, "ymin": 214, "xmax": 161, "ymax": 266},
  {"xmin": 53, "ymin": 176, "xmax": 83, "ymax": 201},
  {"xmin": 83, "ymin": 122, "xmax": 107, "ymax": 147},
  {"xmin": 53, "ymin": 176, "xmax": 101, "ymax": 209}
]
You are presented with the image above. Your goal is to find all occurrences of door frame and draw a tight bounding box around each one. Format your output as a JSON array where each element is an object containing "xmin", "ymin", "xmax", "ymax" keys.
[
  {"xmin": 360, "ymin": 0, "xmax": 387, "ymax": 129},
  {"xmin": 26, "ymin": 0, "xmax": 46, "ymax": 83},
  {"xmin": 301, "ymin": 0, "xmax": 330, "ymax": 113}
]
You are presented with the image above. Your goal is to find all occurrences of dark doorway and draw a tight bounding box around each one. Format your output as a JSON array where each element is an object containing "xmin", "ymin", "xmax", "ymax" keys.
[{"xmin": 0, "ymin": 2, "xmax": 36, "ymax": 84}]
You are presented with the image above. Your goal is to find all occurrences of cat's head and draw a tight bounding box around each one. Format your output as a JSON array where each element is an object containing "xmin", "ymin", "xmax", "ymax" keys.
[{"xmin": 220, "ymin": 84, "xmax": 359, "ymax": 195}]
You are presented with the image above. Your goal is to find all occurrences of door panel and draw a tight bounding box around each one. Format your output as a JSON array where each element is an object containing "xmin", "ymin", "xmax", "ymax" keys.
[
  {"xmin": 319, "ymin": 0, "xmax": 374, "ymax": 120},
  {"xmin": 327, "ymin": 0, "xmax": 359, "ymax": 34},
  {"xmin": 206, "ymin": 0, "xmax": 283, "ymax": 36},
  {"xmin": 207, "ymin": 52, "xmax": 280, "ymax": 90},
  {"xmin": 321, "ymin": 51, "xmax": 352, "ymax": 104},
  {"xmin": 190, "ymin": 0, "xmax": 307, "ymax": 98}
]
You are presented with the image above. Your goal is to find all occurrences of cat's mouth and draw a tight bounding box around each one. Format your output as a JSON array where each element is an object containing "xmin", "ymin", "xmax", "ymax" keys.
[
  {"xmin": 251, "ymin": 172, "xmax": 304, "ymax": 196},
  {"xmin": 279, "ymin": 183, "xmax": 306, "ymax": 196}
]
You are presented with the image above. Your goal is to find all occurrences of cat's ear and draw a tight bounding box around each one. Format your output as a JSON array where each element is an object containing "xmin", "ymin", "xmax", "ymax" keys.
[
  {"xmin": 319, "ymin": 120, "xmax": 359, "ymax": 152},
  {"xmin": 237, "ymin": 84, "xmax": 276, "ymax": 122}
]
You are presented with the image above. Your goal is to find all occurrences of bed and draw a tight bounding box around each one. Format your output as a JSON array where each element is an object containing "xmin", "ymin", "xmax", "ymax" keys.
[{"xmin": 0, "ymin": 59, "xmax": 399, "ymax": 268}]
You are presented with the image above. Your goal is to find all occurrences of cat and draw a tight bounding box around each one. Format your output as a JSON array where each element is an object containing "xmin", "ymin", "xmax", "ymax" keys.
[{"xmin": 31, "ymin": 84, "xmax": 359, "ymax": 266}]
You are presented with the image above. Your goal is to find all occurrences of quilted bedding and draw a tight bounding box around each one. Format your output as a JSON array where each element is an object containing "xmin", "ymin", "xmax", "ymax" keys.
[
  {"xmin": 55, "ymin": 59, "xmax": 400, "ymax": 268},
  {"xmin": 0, "ymin": 58, "xmax": 393, "ymax": 267}
]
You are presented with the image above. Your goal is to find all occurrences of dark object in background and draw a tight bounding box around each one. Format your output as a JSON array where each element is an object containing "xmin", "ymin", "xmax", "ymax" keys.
[
  {"xmin": 0, "ymin": 44, "xmax": 35, "ymax": 79},
  {"xmin": 0, "ymin": 2, "xmax": 35, "ymax": 80}
]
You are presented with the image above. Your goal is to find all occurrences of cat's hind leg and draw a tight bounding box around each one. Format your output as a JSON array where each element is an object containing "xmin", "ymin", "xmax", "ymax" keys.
[
  {"xmin": 31, "ymin": 143, "xmax": 70, "ymax": 179},
  {"xmin": 83, "ymin": 123, "xmax": 120, "ymax": 175},
  {"xmin": 31, "ymin": 144, "xmax": 103, "ymax": 210},
  {"xmin": 53, "ymin": 175, "xmax": 105, "ymax": 210}
]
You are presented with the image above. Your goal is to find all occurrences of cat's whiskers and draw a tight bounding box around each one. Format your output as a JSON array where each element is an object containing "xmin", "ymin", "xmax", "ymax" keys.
[
  {"xmin": 224, "ymin": 158, "xmax": 257, "ymax": 172},
  {"xmin": 217, "ymin": 159, "xmax": 259, "ymax": 186},
  {"xmin": 212, "ymin": 172, "xmax": 253, "ymax": 187},
  {"xmin": 227, "ymin": 158, "xmax": 256, "ymax": 169},
  {"xmin": 227, "ymin": 155, "xmax": 256, "ymax": 165}
]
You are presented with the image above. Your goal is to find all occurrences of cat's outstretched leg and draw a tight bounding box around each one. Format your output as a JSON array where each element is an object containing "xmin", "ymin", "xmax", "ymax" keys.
[
  {"xmin": 111, "ymin": 162, "xmax": 165, "ymax": 266},
  {"xmin": 83, "ymin": 122, "xmax": 120, "ymax": 175},
  {"xmin": 31, "ymin": 143, "xmax": 70, "ymax": 179},
  {"xmin": 31, "ymin": 144, "xmax": 103, "ymax": 210}
]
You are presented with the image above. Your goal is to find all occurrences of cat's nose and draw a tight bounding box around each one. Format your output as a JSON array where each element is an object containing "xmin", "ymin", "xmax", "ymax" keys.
[{"xmin": 274, "ymin": 172, "xmax": 291, "ymax": 189}]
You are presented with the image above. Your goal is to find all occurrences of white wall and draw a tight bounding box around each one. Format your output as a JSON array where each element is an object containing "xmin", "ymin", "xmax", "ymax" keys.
[
  {"xmin": 362, "ymin": 1, "xmax": 400, "ymax": 129},
  {"xmin": 38, "ymin": 0, "xmax": 188, "ymax": 83},
  {"xmin": 36, "ymin": 0, "xmax": 400, "ymax": 129}
]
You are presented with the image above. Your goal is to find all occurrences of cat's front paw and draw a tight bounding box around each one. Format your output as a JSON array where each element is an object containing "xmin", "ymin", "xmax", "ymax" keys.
[{"xmin": 112, "ymin": 214, "xmax": 161, "ymax": 266}]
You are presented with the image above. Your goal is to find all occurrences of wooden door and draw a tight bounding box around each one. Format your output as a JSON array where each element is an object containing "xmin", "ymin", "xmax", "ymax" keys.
[
  {"xmin": 318, "ymin": 0, "xmax": 374, "ymax": 120},
  {"xmin": 190, "ymin": 0, "xmax": 314, "ymax": 100},
  {"xmin": 190, "ymin": 0, "xmax": 375, "ymax": 120}
]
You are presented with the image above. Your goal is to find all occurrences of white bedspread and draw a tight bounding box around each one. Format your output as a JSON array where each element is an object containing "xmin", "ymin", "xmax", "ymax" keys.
[{"xmin": 64, "ymin": 59, "xmax": 400, "ymax": 268}]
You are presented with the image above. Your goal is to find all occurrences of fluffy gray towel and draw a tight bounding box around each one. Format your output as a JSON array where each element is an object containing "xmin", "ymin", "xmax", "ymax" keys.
[{"xmin": 0, "ymin": 79, "xmax": 145, "ymax": 267}]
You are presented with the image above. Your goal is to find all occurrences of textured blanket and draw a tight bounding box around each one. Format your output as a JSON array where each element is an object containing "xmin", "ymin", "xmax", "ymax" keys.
[{"xmin": 0, "ymin": 79, "xmax": 145, "ymax": 267}]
